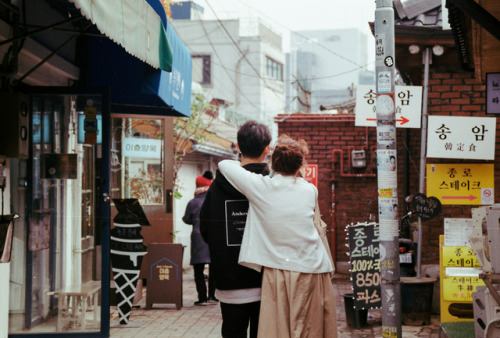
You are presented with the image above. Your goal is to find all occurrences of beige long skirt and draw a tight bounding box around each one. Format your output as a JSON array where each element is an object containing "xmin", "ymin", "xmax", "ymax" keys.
[{"xmin": 257, "ymin": 267, "xmax": 338, "ymax": 338}]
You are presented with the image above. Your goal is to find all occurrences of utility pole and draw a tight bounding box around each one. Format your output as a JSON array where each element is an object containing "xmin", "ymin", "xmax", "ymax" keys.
[{"xmin": 375, "ymin": 1, "xmax": 402, "ymax": 337}]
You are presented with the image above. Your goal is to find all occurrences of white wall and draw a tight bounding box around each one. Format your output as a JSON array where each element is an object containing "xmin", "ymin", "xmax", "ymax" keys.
[{"xmin": 172, "ymin": 18, "xmax": 285, "ymax": 135}]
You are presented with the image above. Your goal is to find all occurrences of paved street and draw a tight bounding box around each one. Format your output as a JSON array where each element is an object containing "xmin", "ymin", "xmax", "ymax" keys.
[{"xmin": 110, "ymin": 269, "xmax": 441, "ymax": 337}]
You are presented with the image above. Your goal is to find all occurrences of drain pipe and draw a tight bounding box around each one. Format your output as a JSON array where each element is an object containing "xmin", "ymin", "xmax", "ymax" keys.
[{"xmin": 416, "ymin": 47, "xmax": 431, "ymax": 278}]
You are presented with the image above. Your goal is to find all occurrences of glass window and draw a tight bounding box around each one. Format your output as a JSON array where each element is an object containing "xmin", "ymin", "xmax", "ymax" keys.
[
  {"xmin": 265, "ymin": 56, "xmax": 283, "ymax": 81},
  {"xmin": 111, "ymin": 118, "xmax": 164, "ymax": 205}
]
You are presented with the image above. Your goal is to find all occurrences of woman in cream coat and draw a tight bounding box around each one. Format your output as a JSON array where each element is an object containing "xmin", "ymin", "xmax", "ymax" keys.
[{"xmin": 218, "ymin": 135, "xmax": 337, "ymax": 338}]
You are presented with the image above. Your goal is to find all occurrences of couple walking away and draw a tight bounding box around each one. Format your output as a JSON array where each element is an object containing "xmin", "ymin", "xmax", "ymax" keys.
[{"xmin": 187, "ymin": 120, "xmax": 336, "ymax": 338}]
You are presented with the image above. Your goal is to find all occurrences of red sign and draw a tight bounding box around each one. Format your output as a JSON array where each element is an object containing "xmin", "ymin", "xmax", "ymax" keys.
[{"xmin": 304, "ymin": 164, "xmax": 318, "ymax": 187}]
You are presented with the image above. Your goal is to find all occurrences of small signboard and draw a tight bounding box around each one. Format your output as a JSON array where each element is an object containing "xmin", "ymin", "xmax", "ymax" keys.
[
  {"xmin": 225, "ymin": 200, "xmax": 249, "ymax": 246},
  {"xmin": 411, "ymin": 193, "xmax": 442, "ymax": 221},
  {"xmin": 41, "ymin": 154, "xmax": 77, "ymax": 179},
  {"xmin": 427, "ymin": 115, "xmax": 496, "ymax": 160},
  {"xmin": 486, "ymin": 72, "xmax": 500, "ymax": 114},
  {"xmin": 347, "ymin": 222, "xmax": 381, "ymax": 309},
  {"xmin": 303, "ymin": 164, "xmax": 318, "ymax": 187},
  {"xmin": 123, "ymin": 138, "xmax": 162, "ymax": 159},
  {"xmin": 146, "ymin": 243, "xmax": 183, "ymax": 310},
  {"xmin": 441, "ymin": 244, "xmax": 484, "ymax": 302},
  {"xmin": 355, "ymin": 84, "xmax": 422, "ymax": 128},
  {"xmin": 427, "ymin": 164, "xmax": 494, "ymax": 205}
]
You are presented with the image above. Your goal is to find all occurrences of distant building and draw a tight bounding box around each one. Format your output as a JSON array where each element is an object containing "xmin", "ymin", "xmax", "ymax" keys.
[
  {"xmin": 171, "ymin": 2, "xmax": 285, "ymax": 136},
  {"xmin": 286, "ymin": 28, "xmax": 374, "ymax": 112}
]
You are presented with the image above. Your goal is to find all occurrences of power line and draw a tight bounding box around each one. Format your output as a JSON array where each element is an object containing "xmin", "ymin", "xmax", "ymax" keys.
[
  {"xmin": 204, "ymin": 0, "xmax": 290, "ymax": 110},
  {"xmin": 228, "ymin": 0, "xmax": 367, "ymax": 68},
  {"xmin": 177, "ymin": 19, "xmax": 263, "ymax": 112}
]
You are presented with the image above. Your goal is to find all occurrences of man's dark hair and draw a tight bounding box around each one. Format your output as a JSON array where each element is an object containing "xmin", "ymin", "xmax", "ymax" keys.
[{"xmin": 237, "ymin": 120, "xmax": 271, "ymax": 158}]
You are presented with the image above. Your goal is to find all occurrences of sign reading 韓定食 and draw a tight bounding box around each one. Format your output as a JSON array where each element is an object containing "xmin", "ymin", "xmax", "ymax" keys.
[
  {"xmin": 427, "ymin": 116, "xmax": 496, "ymax": 160},
  {"xmin": 427, "ymin": 164, "xmax": 494, "ymax": 205}
]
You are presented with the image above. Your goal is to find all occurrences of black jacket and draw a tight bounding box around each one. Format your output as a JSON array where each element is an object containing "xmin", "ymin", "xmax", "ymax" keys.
[
  {"xmin": 182, "ymin": 191, "xmax": 211, "ymax": 265},
  {"xmin": 200, "ymin": 163, "xmax": 269, "ymax": 290}
]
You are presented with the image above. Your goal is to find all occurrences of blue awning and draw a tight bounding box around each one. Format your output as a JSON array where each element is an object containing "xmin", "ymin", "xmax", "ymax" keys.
[
  {"xmin": 80, "ymin": 0, "xmax": 191, "ymax": 117},
  {"xmin": 87, "ymin": 21, "xmax": 191, "ymax": 117}
]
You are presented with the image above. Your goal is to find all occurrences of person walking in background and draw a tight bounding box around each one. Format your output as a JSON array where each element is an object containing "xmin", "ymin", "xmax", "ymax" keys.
[
  {"xmin": 218, "ymin": 135, "xmax": 337, "ymax": 338},
  {"xmin": 182, "ymin": 171, "xmax": 217, "ymax": 306},
  {"xmin": 200, "ymin": 121, "xmax": 271, "ymax": 338}
]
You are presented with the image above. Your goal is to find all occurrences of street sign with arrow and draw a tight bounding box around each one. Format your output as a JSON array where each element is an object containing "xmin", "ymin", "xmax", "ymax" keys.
[{"xmin": 355, "ymin": 84, "xmax": 422, "ymax": 128}]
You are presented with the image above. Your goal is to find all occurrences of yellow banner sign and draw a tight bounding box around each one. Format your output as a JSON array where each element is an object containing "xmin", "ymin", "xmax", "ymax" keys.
[
  {"xmin": 441, "ymin": 246, "xmax": 481, "ymax": 268},
  {"xmin": 442, "ymin": 276, "xmax": 484, "ymax": 301},
  {"xmin": 427, "ymin": 164, "xmax": 494, "ymax": 205}
]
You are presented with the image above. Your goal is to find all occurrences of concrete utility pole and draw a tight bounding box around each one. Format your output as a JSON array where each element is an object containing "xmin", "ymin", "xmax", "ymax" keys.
[{"xmin": 375, "ymin": 1, "xmax": 402, "ymax": 337}]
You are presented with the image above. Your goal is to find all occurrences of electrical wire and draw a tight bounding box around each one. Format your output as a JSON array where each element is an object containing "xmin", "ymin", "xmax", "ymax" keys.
[{"xmin": 225, "ymin": 0, "xmax": 369, "ymax": 68}]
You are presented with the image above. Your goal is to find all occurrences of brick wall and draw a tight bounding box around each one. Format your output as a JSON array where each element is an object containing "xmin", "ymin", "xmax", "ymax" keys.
[{"xmin": 277, "ymin": 69, "xmax": 499, "ymax": 267}]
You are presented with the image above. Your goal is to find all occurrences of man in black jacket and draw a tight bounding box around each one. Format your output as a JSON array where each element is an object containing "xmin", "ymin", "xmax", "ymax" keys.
[{"xmin": 200, "ymin": 121, "xmax": 271, "ymax": 338}]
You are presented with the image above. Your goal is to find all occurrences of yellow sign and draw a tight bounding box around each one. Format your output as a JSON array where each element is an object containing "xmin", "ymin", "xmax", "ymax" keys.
[
  {"xmin": 442, "ymin": 246, "xmax": 481, "ymax": 267},
  {"xmin": 379, "ymin": 188, "xmax": 393, "ymax": 198},
  {"xmin": 442, "ymin": 276, "xmax": 484, "ymax": 301},
  {"xmin": 427, "ymin": 164, "xmax": 494, "ymax": 205}
]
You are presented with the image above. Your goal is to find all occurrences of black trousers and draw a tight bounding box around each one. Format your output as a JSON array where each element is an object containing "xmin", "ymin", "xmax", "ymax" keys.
[
  {"xmin": 193, "ymin": 263, "xmax": 215, "ymax": 301},
  {"xmin": 220, "ymin": 301, "xmax": 261, "ymax": 338}
]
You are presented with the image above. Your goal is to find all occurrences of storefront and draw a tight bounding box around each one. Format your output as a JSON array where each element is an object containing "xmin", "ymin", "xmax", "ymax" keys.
[{"xmin": 2, "ymin": 1, "xmax": 192, "ymax": 336}]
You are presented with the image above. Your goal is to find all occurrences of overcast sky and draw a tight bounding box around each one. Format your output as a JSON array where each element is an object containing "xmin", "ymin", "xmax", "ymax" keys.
[{"xmin": 198, "ymin": 0, "xmax": 377, "ymax": 65}]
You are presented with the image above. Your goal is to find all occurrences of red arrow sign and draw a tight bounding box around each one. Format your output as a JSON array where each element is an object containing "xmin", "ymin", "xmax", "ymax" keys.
[
  {"xmin": 441, "ymin": 195, "xmax": 477, "ymax": 201},
  {"xmin": 366, "ymin": 116, "xmax": 410, "ymax": 125}
]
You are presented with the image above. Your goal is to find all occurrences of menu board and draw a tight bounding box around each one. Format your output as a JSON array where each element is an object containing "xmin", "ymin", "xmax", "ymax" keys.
[{"xmin": 348, "ymin": 222, "xmax": 381, "ymax": 309}]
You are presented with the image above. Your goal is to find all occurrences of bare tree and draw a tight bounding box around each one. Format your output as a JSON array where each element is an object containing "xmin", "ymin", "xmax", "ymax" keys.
[{"xmin": 173, "ymin": 91, "xmax": 215, "ymax": 198}]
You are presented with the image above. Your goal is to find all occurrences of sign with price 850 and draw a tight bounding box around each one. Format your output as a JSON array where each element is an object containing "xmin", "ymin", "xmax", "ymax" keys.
[{"xmin": 348, "ymin": 223, "xmax": 382, "ymax": 309}]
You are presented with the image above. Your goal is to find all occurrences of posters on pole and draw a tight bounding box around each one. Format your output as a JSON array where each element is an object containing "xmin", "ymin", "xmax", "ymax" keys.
[{"xmin": 426, "ymin": 116, "xmax": 496, "ymax": 160}]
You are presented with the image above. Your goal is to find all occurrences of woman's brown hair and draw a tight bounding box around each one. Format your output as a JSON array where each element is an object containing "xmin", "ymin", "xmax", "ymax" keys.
[{"xmin": 271, "ymin": 135, "xmax": 309, "ymax": 175}]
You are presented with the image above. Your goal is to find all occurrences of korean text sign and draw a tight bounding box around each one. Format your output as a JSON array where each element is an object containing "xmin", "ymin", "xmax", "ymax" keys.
[
  {"xmin": 347, "ymin": 223, "xmax": 381, "ymax": 309},
  {"xmin": 441, "ymin": 244, "xmax": 484, "ymax": 302},
  {"xmin": 427, "ymin": 164, "xmax": 494, "ymax": 205},
  {"xmin": 355, "ymin": 84, "xmax": 422, "ymax": 128},
  {"xmin": 427, "ymin": 116, "xmax": 496, "ymax": 160}
]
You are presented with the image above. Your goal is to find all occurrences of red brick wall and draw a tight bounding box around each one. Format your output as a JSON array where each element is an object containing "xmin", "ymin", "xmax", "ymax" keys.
[{"xmin": 277, "ymin": 69, "xmax": 499, "ymax": 266}]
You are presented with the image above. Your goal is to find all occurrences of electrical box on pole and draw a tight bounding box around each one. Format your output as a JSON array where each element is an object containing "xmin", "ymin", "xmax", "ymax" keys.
[{"xmin": 375, "ymin": 1, "xmax": 402, "ymax": 337}]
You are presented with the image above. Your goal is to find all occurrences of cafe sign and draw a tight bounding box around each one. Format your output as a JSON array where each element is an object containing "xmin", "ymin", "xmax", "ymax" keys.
[{"xmin": 123, "ymin": 138, "xmax": 162, "ymax": 159}]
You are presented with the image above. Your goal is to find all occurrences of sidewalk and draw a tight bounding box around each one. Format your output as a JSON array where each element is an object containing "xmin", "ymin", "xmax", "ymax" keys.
[{"xmin": 110, "ymin": 271, "xmax": 441, "ymax": 337}]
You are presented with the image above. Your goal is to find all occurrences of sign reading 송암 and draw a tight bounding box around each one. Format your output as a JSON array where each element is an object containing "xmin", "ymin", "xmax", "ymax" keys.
[
  {"xmin": 427, "ymin": 116, "xmax": 496, "ymax": 160},
  {"xmin": 355, "ymin": 84, "xmax": 422, "ymax": 128},
  {"xmin": 427, "ymin": 164, "xmax": 494, "ymax": 205},
  {"xmin": 347, "ymin": 223, "xmax": 381, "ymax": 309}
]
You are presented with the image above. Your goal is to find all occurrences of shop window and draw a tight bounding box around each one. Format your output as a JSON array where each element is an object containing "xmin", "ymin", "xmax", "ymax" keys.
[{"xmin": 111, "ymin": 118, "xmax": 164, "ymax": 205}]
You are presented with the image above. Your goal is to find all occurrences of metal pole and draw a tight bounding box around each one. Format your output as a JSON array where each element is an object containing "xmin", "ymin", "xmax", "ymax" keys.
[
  {"xmin": 375, "ymin": 1, "xmax": 402, "ymax": 337},
  {"xmin": 416, "ymin": 47, "xmax": 431, "ymax": 278}
]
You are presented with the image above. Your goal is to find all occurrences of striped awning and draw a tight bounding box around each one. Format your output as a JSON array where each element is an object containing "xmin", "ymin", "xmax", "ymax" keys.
[{"xmin": 70, "ymin": 0, "xmax": 173, "ymax": 71}]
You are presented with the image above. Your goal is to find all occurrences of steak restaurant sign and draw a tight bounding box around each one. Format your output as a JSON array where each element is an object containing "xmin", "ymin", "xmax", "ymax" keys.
[{"xmin": 427, "ymin": 116, "xmax": 496, "ymax": 160}]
